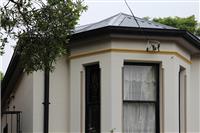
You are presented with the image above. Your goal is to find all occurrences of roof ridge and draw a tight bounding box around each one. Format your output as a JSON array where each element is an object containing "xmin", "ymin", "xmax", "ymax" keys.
[{"xmin": 108, "ymin": 12, "xmax": 125, "ymax": 26}]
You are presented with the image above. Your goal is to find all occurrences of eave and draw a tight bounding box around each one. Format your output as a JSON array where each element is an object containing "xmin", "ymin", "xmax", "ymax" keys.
[{"xmin": 71, "ymin": 26, "xmax": 200, "ymax": 50}]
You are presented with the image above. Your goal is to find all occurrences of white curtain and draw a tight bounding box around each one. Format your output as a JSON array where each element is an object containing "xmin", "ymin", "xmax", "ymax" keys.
[
  {"xmin": 123, "ymin": 65, "xmax": 157, "ymax": 133},
  {"xmin": 123, "ymin": 103, "xmax": 155, "ymax": 133}
]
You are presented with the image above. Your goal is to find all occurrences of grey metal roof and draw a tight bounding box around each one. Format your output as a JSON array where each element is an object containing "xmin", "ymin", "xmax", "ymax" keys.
[{"xmin": 75, "ymin": 12, "xmax": 176, "ymax": 34}]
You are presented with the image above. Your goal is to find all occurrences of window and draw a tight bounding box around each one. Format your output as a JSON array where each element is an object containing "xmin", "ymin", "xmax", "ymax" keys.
[
  {"xmin": 85, "ymin": 64, "xmax": 101, "ymax": 133},
  {"xmin": 123, "ymin": 63, "xmax": 159, "ymax": 133}
]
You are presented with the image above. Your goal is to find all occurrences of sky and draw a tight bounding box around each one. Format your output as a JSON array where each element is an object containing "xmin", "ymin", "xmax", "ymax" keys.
[{"xmin": 0, "ymin": 0, "xmax": 200, "ymax": 73}]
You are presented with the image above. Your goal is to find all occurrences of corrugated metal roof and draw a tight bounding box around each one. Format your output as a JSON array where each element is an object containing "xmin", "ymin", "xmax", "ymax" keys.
[{"xmin": 75, "ymin": 12, "xmax": 176, "ymax": 33}]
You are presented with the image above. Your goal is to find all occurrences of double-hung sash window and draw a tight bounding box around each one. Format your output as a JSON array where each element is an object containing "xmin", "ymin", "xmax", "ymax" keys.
[
  {"xmin": 85, "ymin": 64, "xmax": 101, "ymax": 133},
  {"xmin": 123, "ymin": 63, "xmax": 159, "ymax": 133}
]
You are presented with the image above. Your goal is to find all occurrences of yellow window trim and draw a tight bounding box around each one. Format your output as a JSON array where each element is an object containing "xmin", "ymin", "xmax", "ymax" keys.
[{"xmin": 69, "ymin": 48, "xmax": 192, "ymax": 64}]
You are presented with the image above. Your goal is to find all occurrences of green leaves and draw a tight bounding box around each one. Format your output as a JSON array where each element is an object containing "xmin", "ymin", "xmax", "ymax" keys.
[
  {"xmin": 152, "ymin": 15, "xmax": 200, "ymax": 36},
  {"xmin": 0, "ymin": 37, "xmax": 7, "ymax": 55},
  {"xmin": 0, "ymin": 0, "xmax": 87, "ymax": 73},
  {"xmin": 0, "ymin": 71, "xmax": 3, "ymax": 81}
]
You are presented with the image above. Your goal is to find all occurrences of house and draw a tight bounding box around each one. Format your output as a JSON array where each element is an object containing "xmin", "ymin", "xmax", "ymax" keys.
[{"xmin": 1, "ymin": 13, "xmax": 200, "ymax": 133}]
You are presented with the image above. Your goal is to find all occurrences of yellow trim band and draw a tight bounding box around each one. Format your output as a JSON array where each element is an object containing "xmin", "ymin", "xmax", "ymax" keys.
[{"xmin": 69, "ymin": 48, "xmax": 192, "ymax": 64}]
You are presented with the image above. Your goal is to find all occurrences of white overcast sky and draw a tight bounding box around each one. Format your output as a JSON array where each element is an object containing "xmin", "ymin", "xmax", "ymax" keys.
[{"xmin": 0, "ymin": 0, "xmax": 200, "ymax": 73}]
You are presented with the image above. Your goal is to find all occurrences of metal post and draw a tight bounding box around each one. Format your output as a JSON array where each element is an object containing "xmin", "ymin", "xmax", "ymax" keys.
[
  {"xmin": 43, "ymin": 68, "xmax": 50, "ymax": 133},
  {"xmin": 16, "ymin": 113, "xmax": 20, "ymax": 133},
  {"xmin": 11, "ymin": 113, "xmax": 12, "ymax": 133}
]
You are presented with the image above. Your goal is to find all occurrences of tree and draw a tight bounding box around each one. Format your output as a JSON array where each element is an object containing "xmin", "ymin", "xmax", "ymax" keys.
[
  {"xmin": 0, "ymin": 71, "xmax": 3, "ymax": 81},
  {"xmin": 0, "ymin": 0, "xmax": 87, "ymax": 73},
  {"xmin": 0, "ymin": 1, "xmax": 87, "ymax": 132},
  {"xmin": 152, "ymin": 15, "xmax": 200, "ymax": 36}
]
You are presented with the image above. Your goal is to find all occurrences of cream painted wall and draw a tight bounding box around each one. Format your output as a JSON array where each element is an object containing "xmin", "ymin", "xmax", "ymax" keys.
[
  {"xmin": 32, "ymin": 70, "xmax": 43, "ymax": 133},
  {"xmin": 70, "ymin": 37, "xmax": 111, "ymax": 56},
  {"xmin": 189, "ymin": 56, "xmax": 200, "ymax": 132},
  {"xmin": 1, "ymin": 73, "xmax": 34, "ymax": 133},
  {"xmin": 110, "ymin": 38, "xmax": 191, "ymax": 61},
  {"xmin": 49, "ymin": 57, "xmax": 70, "ymax": 132},
  {"xmin": 1, "ymin": 56, "xmax": 70, "ymax": 133},
  {"xmin": 70, "ymin": 53, "xmax": 113, "ymax": 133},
  {"xmin": 33, "ymin": 57, "xmax": 70, "ymax": 133}
]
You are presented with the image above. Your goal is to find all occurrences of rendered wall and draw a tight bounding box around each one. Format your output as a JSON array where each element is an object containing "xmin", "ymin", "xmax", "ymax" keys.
[
  {"xmin": 33, "ymin": 57, "xmax": 70, "ymax": 133},
  {"xmin": 189, "ymin": 56, "xmax": 200, "ymax": 132},
  {"xmin": 1, "ymin": 57, "xmax": 70, "ymax": 133},
  {"xmin": 69, "ymin": 37, "xmax": 194, "ymax": 133},
  {"xmin": 1, "ymin": 73, "xmax": 34, "ymax": 133},
  {"xmin": 70, "ymin": 52, "xmax": 112, "ymax": 133}
]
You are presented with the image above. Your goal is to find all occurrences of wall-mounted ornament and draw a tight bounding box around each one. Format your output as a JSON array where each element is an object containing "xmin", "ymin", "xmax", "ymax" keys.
[{"xmin": 146, "ymin": 40, "xmax": 161, "ymax": 52}]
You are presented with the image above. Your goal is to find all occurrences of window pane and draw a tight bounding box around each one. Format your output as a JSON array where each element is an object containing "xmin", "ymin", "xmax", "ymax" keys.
[
  {"xmin": 123, "ymin": 102, "xmax": 155, "ymax": 133},
  {"xmin": 85, "ymin": 64, "xmax": 101, "ymax": 133},
  {"xmin": 123, "ymin": 65, "xmax": 157, "ymax": 101},
  {"xmin": 87, "ymin": 105, "xmax": 100, "ymax": 133}
]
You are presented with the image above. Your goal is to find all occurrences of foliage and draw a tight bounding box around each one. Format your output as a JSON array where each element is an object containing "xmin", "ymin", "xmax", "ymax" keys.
[
  {"xmin": 0, "ymin": 71, "xmax": 3, "ymax": 81},
  {"xmin": 142, "ymin": 16, "xmax": 150, "ymax": 21},
  {"xmin": 0, "ymin": 0, "xmax": 87, "ymax": 73},
  {"xmin": 152, "ymin": 15, "xmax": 200, "ymax": 36},
  {"xmin": 195, "ymin": 25, "xmax": 200, "ymax": 35}
]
